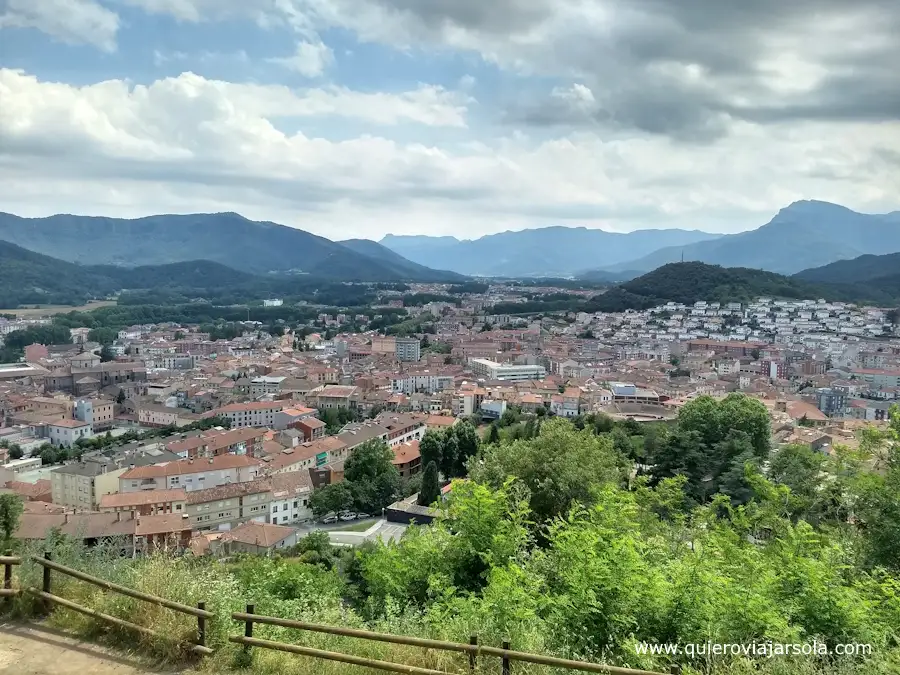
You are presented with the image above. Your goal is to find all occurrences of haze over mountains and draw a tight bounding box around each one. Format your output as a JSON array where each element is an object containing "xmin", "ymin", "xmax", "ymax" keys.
[
  {"xmin": 383, "ymin": 201, "xmax": 900, "ymax": 278},
  {"xmin": 382, "ymin": 227, "xmax": 722, "ymax": 278}
]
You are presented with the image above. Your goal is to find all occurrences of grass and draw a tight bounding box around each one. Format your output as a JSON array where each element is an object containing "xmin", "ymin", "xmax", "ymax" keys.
[
  {"xmin": 0, "ymin": 300, "xmax": 116, "ymax": 317},
  {"xmin": 332, "ymin": 519, "xmax": 377, "ymax": 533},
  {"xmin": 4, "ymin": 539, "xmax": 897, "ymax": 675}
]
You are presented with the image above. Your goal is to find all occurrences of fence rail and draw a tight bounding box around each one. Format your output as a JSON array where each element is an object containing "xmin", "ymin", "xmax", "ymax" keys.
[
  {"xmin": 30, "ymin": 552, "xmax": 212, "ymax": 655},
  {"xmin": 232, "ymin": 606, "xmax": 669, "ymax": 675},
  {"xmin": 0, "ymin": 553, "xmax": 21, "ymax": 598}
]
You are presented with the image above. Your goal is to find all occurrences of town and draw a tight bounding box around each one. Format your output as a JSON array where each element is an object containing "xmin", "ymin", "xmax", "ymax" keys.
[{"xmin": 1, "ymin": 283, "xmax": 897, "ymax": 556}]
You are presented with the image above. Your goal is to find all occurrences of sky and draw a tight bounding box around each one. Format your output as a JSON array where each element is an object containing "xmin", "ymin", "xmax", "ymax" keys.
[{"xmin": 0, "ymin": 1, "xmax": 898, "ymax": 241}]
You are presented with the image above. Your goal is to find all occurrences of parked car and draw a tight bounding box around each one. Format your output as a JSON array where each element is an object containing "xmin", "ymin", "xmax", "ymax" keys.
[
  {"xmin": 356, "ymin": 513, "xmax": 370, "ymax": 519},
  {"xmin": 339, "ymin": 511, "xmax": 357, "ymax": 521},
  {"xmin": 321, "ymin": 513, "xmax": 339, "ymax": 524}
]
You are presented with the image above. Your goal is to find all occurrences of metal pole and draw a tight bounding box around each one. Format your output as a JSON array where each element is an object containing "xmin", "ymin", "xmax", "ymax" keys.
[
  {"xmin": 469, "ymin": 634, "xmax": 478, "ymax": 672},
  {"xmin": 501, "ymin": 640, "xmax": 511, "ymax": 675},
  {"xmin": 197, "ymin": 601, "xmax": 206, "ymax": 649}
]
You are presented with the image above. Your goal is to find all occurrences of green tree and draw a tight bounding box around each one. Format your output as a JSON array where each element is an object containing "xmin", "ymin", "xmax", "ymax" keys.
[
  {"xmin": 439, "ymin": 432, "xmax": 458, "ymax": 480},
  {"xmin": 419, "ymin": 429, "xmax": 443, "ymax": 471},
  {"xmin": 309, "ymin": 482, "xmax": 353, "ymax": 517},
  {"xmin": 470, "ymin": 418, "xmax": 624, "ymax": 523},
  {"xmin": 418, "ymin": 461, "xmax": 440, "ymax": 506},
  {"xmin": 452, "ymin": 421, "xmax": 479, "ymax": 476},
  {"xmin": 0, "ymin": 494, "xmax": 23, "ymax": 545},
  {"xmin": 487, "ymin": 423, "xmax": 500, "ymax": 444},
  {"xmin": 99, "ymin": 344, "xmax": 116, "ymax": 362},
  {"xmin": 343, "ymin": 439, "xmax": 401, "ymax": 514},
  {"xmin": 116, "ymin": 389, "xmax": 127, "ymax": 405},
  {"xmin": 7, "ymin": 444, "xmax": 23, "ymax": 460}
]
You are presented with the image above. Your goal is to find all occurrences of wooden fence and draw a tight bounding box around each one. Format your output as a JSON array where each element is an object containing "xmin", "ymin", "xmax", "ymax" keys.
[
  {"xmin": 230, "ymin": 606, "xmax": 671, "ymax": 675},
  {"xmin": 0, "ymin": 552, "xmax": 672, "ymax": 675}
]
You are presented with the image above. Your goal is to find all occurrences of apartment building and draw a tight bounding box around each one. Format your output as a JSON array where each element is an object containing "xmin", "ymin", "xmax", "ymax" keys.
[
  {"xmin": 268, "ymin": 471, "xmax": 313, "ymax": 525},
  {"xmin": 74, "ymin": 397, "xmax": 115, "ymax": 432},
  {"xmin": 390, "ymin": 372, "xmax": 455, "ymax": 395},
  {"xmin": 311, "ymin": 385, "xmax": 359, "ymax": 410},
  {"xmin": 99, "ymin": 488, "xmax": 188, "ymax": 516},
  {"xmin": 373, "ymin": 412, "xmax": 427, "ymax": 446},
  {"xmin": 250, "ymin": 376, "xmax": 286, "ymax": 396},
  {"xmin": 137, "ymin": 404, "xmax": 198, "ymax": 428},
  {"xmin": 165, "ymin": 427, "xmax": 267, "ymax": 459},
  {"xmin": 51, "ymin": 448, "xmax": 182, "ymax": 509},
  {"xmin": 204, "ymin": 401, "xmax": 285, "ymax": 428},
  {"xmin": 469, "ymin": 359, "xmax": 546, "ymax": 382},
  {"xmin": 118, "ymin": 454, "xmax": 262, "ymax": 493},
  {"xmin": 264, "ymin": 436, "xmax": 348, "ymax": 474},
  {"xmin": 187, "ymin": 478, "xmax": 272, "ymax": 532},
  {"xmin": 395, "ymin": 337, "xmax": 421, "ymax": 362}
]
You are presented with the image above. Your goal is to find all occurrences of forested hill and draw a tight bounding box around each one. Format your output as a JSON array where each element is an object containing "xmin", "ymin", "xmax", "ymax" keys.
[
  {"xmin": 0, "ymin": 211, "xmax": 463, "ymax": 282},
  {"xmin": 585, "ymin": 261, "xmax": 887, "ymax": 313},
  {"xmin": 794, "ymin": 252, "xmax": 900, "ymax": 284},
  {"xmin": 0, "ymin": 240, "xmax": 408, "ymax": 309}
]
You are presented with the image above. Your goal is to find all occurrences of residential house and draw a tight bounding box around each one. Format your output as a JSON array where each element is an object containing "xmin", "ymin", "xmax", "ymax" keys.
[
  {"xmin": 391, "ymin": 441, "xmax": 422, "ymax": 479},
  {"xmin": 220, "ymin": 521, "xmax": 298, "ymax": 555},
  {"xmin": 47, "ymin": 419, "xmax": 93, "ymax": 447}
]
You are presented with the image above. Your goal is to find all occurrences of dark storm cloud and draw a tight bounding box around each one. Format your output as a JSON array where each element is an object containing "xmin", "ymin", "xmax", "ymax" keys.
[{"xmin": 366, "ymin": 0, "xmax": 900, "ymax": 138}]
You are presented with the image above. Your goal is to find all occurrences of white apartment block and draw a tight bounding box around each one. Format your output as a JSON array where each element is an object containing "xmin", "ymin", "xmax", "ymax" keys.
[
  {"xmin": 469, "ymin": 358, "xmax": 546, "ymax": 382},
  {"xmin": 206, "ymin": 401, "xmax": 284, "ymax": 428},
  {"xmin": 391, "ymin": 372, "xmax": 455, "ymax": 395}
]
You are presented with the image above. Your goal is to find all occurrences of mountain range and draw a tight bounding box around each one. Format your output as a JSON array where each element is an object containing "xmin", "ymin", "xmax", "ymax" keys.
[
  {"xmin": 381, "ymin": 201, "xmax": 900, "ymax": 278},
  {"xmin": 0, "ymin": 212, "xmax": 463, "ymax": 283},
  {"xmin": 598, "ymin": 201, "xmax": 900, "ymax": 275},
  {"xmin": 381, "ymin": 227, "xmax": 722, "ymax": 278}
]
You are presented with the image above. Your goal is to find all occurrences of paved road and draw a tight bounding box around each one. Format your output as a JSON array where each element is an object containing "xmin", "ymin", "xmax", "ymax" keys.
[{"xmin": 0, "ymin": 623, "xmax": 177, "ymax": 675}]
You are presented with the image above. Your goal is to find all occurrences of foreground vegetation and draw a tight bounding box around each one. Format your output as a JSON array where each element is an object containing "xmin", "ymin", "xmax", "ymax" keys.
[{"xmin": 3, "ymin": 397, "xmax": 900, "ymax": 675}]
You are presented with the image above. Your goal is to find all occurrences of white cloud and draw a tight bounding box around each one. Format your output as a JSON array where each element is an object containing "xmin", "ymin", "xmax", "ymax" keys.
[
  {"xmin": 268, "ymin": 41, "xmax": 334, "ymax": 77},
  {"xmin": 0, "ymin": 0, "xmax": 119, "ymax": 51},
  {"xmin": 1, "ymin": 68, "xmax": 898, "ymax": 241}
]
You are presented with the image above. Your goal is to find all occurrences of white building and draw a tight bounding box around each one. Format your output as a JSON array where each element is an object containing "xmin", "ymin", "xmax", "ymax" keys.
[
  {"xmin": 469, "ymin": 358, "xmax": 546, "ymax": 382},
  {"xmin": 391, "ymin": 372, "xmax": 455, "ymax": 395},
  {"xmin": 47, "ymin": 419, "xmax": 93, "ymax": 447},
  {"xmin": 206, "ymin": 401, "xmax": 284, "ymax": 428},
  {"xmin": 263, "ymin": 299, "xmax": 284, "ymax": 307}
]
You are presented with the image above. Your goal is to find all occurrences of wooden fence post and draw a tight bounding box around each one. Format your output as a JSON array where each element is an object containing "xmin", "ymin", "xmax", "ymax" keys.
[
  {"xmin": 243, "ymin": 604, "xmax": 255, "ymax": 658},
  {"xmin": 42, "ymin": 551, "xmax": 52, "ymax": 613},
  {"xmin": 3, "ymin": 551, "xmax": 12, "ymax": 591},
  {"xmin": 469, "ymin": 634, "xmax": 478, "ymax": 672},
  {"xmin": 197, "ymin": 602, "xmax": 206, "ymax": 650},
  {"xmin": 501, "ymin": 639, "xmax": 511, "ymax": 675}
]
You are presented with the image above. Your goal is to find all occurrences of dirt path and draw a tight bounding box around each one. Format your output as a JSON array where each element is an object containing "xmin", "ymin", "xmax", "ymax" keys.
[{"xmin": 0, "ymin": 623, "xmax": 180, "ymax": 675}]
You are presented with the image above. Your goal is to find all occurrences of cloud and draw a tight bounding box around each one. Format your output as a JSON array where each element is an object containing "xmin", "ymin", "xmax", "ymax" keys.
[
  {"xmin": 0, "ymin": 0, "xmax": 119, "ymax": 51},
  {"xmin": 1, "ymin": 67, "xmax": 898, "ymax": 240},
  {"xmin": 268, "ymin": 41, "xmax": 334, "ymax": 77}
]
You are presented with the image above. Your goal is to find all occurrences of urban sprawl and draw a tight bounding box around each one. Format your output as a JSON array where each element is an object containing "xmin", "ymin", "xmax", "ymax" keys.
[{"xmin": 1, "ymin": 284, "xmax": 898, "ymax": 556}]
